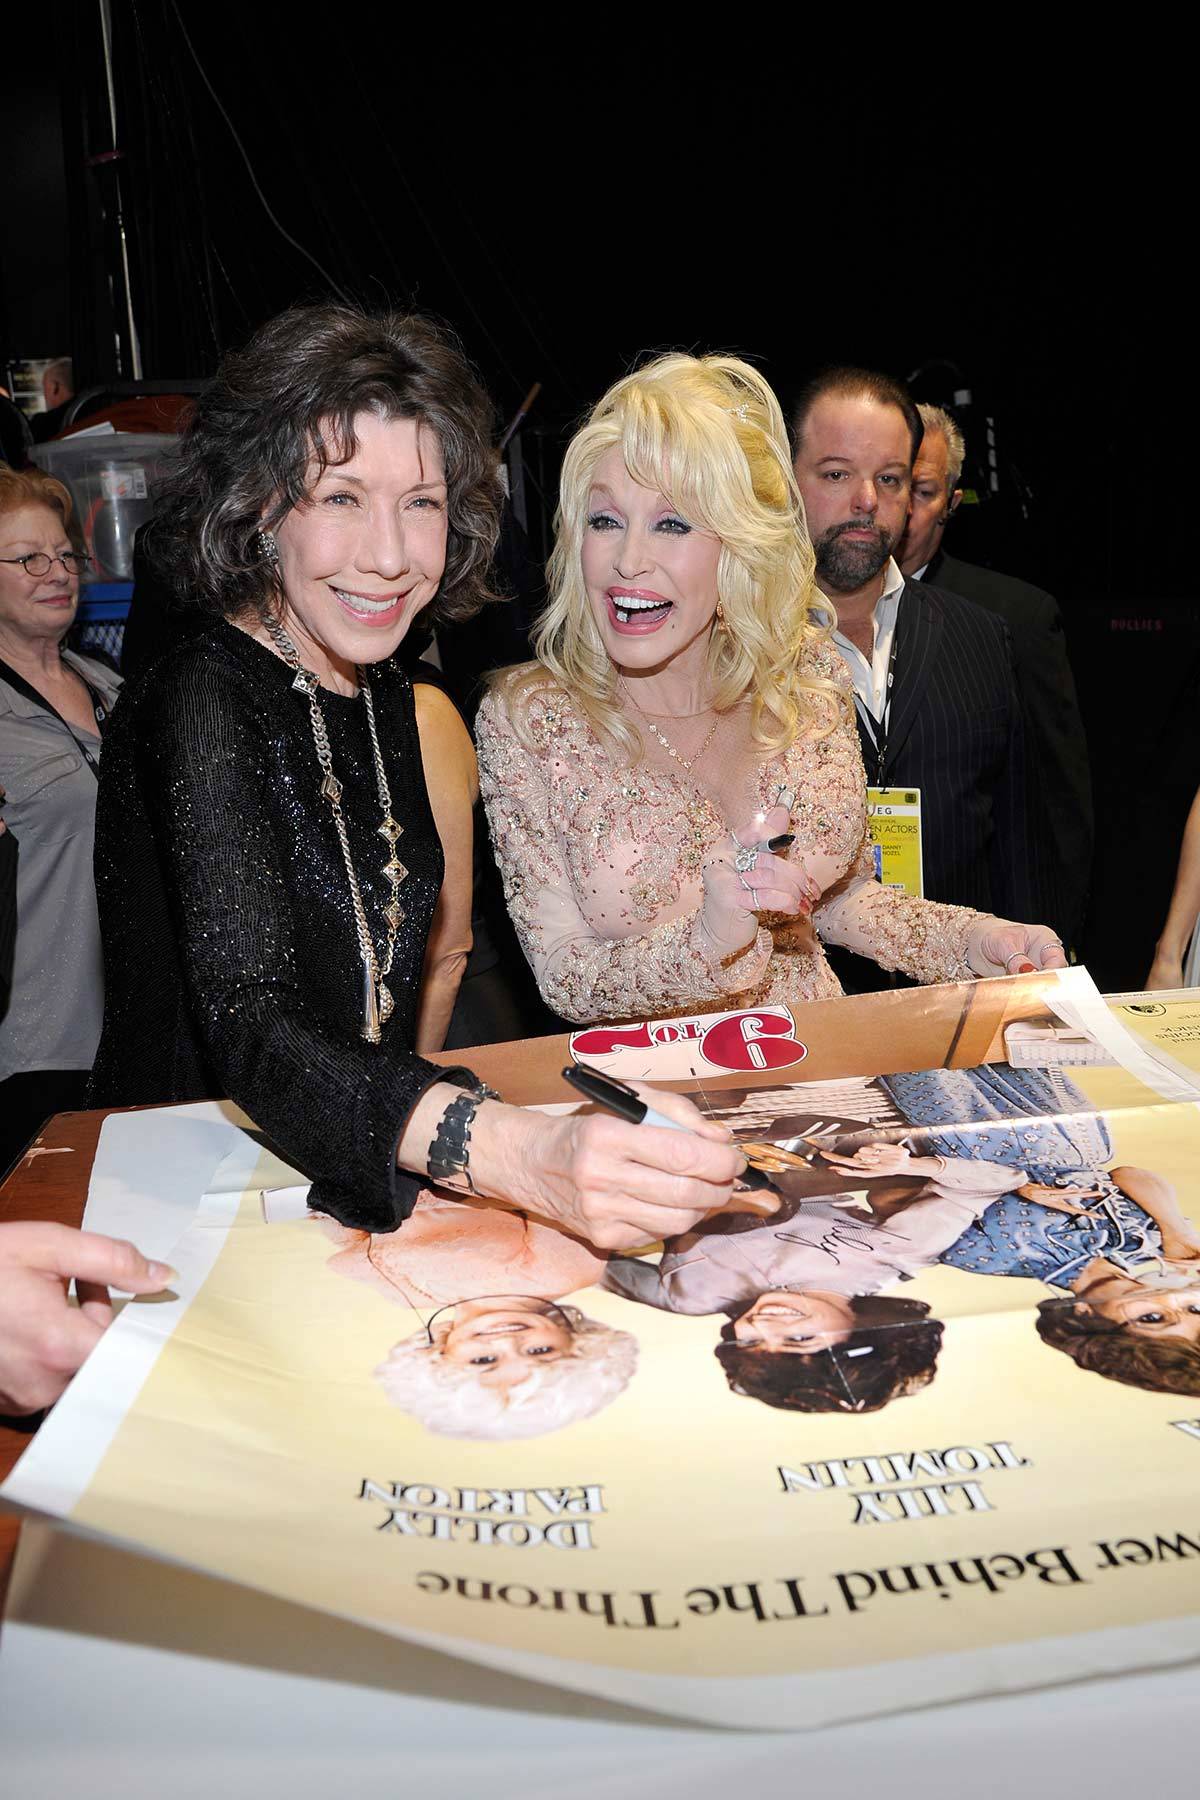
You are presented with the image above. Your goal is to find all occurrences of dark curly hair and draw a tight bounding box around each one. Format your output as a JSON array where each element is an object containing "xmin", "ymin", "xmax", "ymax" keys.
[
  {"xmin": 715, "ymin": 1295, "xmax": 942, "ymax": 1413},
  {"xmin": 1036, "ymin": 1297, "xmax": 1200, "ymax": 1395},
  {"xmin": 151, "ymin": 304, "xmax": 501, "ymax": 624}
]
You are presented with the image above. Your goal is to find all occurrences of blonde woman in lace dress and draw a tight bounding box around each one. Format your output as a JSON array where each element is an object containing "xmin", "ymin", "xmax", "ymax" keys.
[{"xmin": 476, "ymin": 354, "xmax": 1065, "ymax": 1025}]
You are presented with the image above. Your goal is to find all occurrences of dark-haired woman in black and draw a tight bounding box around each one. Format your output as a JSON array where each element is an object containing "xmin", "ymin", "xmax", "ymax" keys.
[{"xmin": 90, "ymin": 304, "xmax": 746, "ymax": 1249}]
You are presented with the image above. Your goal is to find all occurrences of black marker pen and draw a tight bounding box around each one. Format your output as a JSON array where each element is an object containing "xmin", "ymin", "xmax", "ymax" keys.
[{"xmin": 562, "ymin": 1063, "xmax": 778, "ymax": 1194}]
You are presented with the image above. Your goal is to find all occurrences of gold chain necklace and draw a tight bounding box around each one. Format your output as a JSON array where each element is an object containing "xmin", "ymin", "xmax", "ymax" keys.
[
  {"xmin": 624, "ymin": 686, "xmax": 720, "ymax": 774},
  {"xmin": 264, "ymin": 614, "xmax": 407, "ymax": 1043}
]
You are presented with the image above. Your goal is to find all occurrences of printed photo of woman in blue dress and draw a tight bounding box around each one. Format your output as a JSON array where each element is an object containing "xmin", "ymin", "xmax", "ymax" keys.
[{"xmin": 829, "ymin": 1065, "xmax": 1200, "ymax": 1396}]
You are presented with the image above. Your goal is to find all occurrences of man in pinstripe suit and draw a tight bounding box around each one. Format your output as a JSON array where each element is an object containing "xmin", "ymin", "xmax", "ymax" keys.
[
  {"xmin": 792, "ymin": 368, "xmax": 1055, "ymax": 992},
  {"xmin": 899, "ymin": 403, "xmax": 1092, "ymax": 950}
]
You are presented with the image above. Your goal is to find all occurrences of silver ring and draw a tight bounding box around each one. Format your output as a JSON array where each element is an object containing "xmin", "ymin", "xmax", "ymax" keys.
[
  {"xmin": 731, "ymin": 834, "xmax": 759, "ymax": 875},
  {"xmin": 1004, "ymin": 951, "xmax": 1028, "ymax": 970}
]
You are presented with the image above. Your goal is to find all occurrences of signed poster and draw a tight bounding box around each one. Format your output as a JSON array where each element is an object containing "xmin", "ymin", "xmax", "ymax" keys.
[{"xmin": 6, "ymin": 970, "xmax": 1200, "ymax": 1729}]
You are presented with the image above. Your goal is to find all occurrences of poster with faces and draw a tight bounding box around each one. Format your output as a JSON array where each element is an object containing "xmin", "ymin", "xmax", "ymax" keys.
[{"xmin": 6, "ymin": 973, "xmax": 1200, "ymax": 1730}]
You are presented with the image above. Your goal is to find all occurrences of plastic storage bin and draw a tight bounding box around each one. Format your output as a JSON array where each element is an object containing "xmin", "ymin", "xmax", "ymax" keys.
[
  {"xmin": 73, "ymin": 587, "xmax": 133, "ymax": 667},
  {"xmin": 30, "ymin": 433, "xmax": 177, "ymax": 583}
]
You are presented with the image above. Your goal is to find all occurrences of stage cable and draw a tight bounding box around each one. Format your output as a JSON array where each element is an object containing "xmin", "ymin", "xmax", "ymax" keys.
[{"xmin": 166, "ymin": 0, "xmax": 352, "ymax": 304}]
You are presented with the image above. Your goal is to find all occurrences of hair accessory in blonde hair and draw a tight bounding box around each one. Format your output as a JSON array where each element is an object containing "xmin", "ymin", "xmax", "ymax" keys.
[{"xmin": 525, "ymin": 349, "xmax": 843, "ymax": 761}]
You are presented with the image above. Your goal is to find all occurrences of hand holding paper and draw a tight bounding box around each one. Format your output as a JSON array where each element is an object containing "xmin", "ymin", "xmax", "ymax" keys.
[
  {"xmin": 0, "ymin": 1222, "xmax": 175, "ymax": 1414},
  {"xmin": 967, "ymin": 919, "xmax": 1069, "ymax": 977}
]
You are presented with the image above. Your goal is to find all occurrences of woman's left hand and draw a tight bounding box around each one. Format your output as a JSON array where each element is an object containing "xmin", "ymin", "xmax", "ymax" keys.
[
  {"xmin": 699, "ymin": 805, "xmax": 820, "ymax": 957},
  {"xmin": 1161, "ymin": 1237, "xmax": 1200, "ymax": 1265},
  {"xmin": 821, "ymin": 1143, "xmax": 915, "ymax": 1177},
  {"xmin": 965, "ymin": 919, "xmax": 1069, "ymax": 978}
]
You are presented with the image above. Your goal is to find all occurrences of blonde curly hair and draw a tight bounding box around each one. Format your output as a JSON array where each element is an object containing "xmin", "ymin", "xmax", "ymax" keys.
[
  {"xmin": 526, "ymin": 352, "xmax": 842, "ymax": 758},
  {"xmin": 375, "ymin": 1308, "xmax": 637, "ymax": 1440}
]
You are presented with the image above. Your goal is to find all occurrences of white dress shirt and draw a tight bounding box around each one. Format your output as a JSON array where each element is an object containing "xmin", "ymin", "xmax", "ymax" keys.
[{"xmin": 828, "ymin": 557, "xmax": 906, "ymax": 723}]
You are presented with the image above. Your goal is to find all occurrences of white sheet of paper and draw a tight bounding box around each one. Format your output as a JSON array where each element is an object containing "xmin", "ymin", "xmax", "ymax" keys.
[{"xmin": 81, "ymin": 1099, "xmax": 264, "ymax": 1255}]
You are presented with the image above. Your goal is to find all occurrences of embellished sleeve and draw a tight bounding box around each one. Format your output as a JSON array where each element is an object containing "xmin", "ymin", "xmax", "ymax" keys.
[
  {"xmin": 814, "ymin": 831, "xmax": 981, "ymax": 984},
  {"xmin": 476, "ymin": 681, "xmax": 770, "ymax": 1023},
  {"xmin": 801, "ymin": 651, "xmax": 982, "ymax": 984}
]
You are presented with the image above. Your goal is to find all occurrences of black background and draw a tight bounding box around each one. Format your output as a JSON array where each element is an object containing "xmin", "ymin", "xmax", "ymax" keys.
[{"xmin": 2, "ymin": 6, "xmax": 1196, "ymax": 985}]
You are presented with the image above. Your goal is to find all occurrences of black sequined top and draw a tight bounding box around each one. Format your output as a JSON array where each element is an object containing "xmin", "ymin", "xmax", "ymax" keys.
[{"xmin": 90, "ymin": 620, "xmax": 477, "ymax": 1231}]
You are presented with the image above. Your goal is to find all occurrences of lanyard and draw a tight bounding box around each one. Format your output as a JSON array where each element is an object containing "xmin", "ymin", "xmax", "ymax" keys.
[
  {"xmin": 0, "ymin": 654, "xmax": 109, "ymax": 780},
  {"xmin": 852, "ymin": 628, "xmax": 900, "ymax": 787}
]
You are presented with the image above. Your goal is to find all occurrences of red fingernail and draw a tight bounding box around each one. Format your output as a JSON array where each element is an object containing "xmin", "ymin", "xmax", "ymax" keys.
[{"xmin": 1014, "ymin": 959, "xmax": 1036, "ymax": 974}]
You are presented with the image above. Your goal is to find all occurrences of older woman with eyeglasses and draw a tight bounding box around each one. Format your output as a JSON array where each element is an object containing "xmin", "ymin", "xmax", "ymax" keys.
[{"xmin": 0, "ymin": 465, "xmax": 114, "ymax": 1171}]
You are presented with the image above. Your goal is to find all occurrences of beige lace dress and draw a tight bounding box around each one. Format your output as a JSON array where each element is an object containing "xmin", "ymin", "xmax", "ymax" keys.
[{"xmin": 475, "ymin": 641, "xmax": 982, "ymax": 1024}]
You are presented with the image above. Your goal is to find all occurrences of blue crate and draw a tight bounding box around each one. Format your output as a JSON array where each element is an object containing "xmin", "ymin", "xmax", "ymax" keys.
[{"xmin": 74, "ymin": 588, "xmax": 132, "ymax": 668}]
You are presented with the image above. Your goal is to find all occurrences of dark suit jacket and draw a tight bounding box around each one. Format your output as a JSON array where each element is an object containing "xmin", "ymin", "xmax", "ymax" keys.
[
  {"xmin": 922, "ymin": 548, "xmax": 1092, "ymax": 945},
  {"xmin": 830, "ymin": 579, "xmax": 1050, "ymax": 993}
]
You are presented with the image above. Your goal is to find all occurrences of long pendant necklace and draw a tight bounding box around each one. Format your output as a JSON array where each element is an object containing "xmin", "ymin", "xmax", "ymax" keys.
[
  {"xmin": 264, "ymin": 614, "xmax": 406, "ymax": 1044},
  {"xmin": 624, "ymin": 687, "xmax": 720, "ymax": 774}
]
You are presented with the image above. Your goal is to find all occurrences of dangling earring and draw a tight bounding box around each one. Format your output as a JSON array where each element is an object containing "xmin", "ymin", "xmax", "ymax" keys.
[
  {"xmin": 257, "ymin": 528, "xmax": 279, "ymax": 565},
  {"xmin": 715, "ymin": 602, "xmax": 728, "ymax": 632}
]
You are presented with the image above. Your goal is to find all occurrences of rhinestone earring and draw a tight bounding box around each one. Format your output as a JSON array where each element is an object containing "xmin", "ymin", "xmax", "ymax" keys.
[
  {"xmin": 257, "ymin": 528, "xmax": 279, "ymax": 564},
  {"xmin": 715, "ymin": 602, "xmax": 728, "ymax": 631}
]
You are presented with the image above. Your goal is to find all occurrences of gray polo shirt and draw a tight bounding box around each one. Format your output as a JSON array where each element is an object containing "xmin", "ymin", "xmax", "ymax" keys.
[{"xmin": 0, "ymin": 650, "xmax": 122, "ymax": 1081}]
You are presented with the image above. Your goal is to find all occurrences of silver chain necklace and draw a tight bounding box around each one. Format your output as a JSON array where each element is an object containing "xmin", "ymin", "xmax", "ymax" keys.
[
  {"xmin": 263, "ymin": 614, "xmax": 407, "ymax": 1043},
  {"xmin": 624, "ymin": 686, "xmax": 720, "ymax": 774}
]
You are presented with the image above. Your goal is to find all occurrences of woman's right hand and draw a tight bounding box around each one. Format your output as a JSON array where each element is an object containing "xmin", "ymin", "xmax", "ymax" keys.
[
  {"xmin": 472, "ymin": 1085, "xmax": 764, "ymax": 1251},
  {"xmin": 1014, "ymin": 1180, "xmax": 1104, "ymax": 1216},
  {"xmin": 699, "ymin": 805, "xmax": 819, "ymax": 957}
]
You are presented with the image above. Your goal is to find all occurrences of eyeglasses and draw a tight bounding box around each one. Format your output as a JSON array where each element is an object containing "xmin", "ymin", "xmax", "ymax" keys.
[
  {"xmin": 424, "ymin": 1297, "xmax": 576, "ymax": 1344},
  {"xmin": 0, "ymin": 552, "xmax": 91, "ymax": 578}
]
